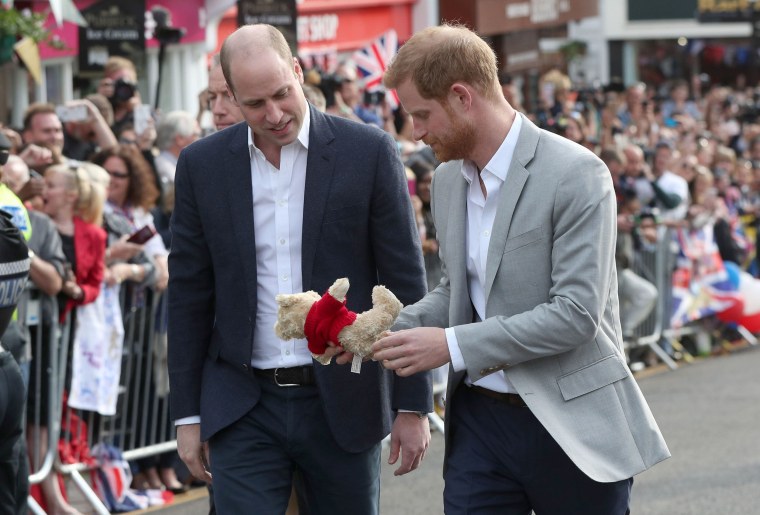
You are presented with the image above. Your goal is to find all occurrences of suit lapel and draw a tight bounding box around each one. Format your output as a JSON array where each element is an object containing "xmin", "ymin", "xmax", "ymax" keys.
[
  {"xmin": 484, "ymin": 114, "xmax": 539, "ymax": 300},
  {"xmin": 301, "ymin": 106, "xmax": 336, "ymax": 291},
  {"xmin": 223, "ymin": 123, "xmax": 259, "ymax": 312},
  {"xmin": 444, "ymin": 165, "xmax": 472, "ymax": 325}
]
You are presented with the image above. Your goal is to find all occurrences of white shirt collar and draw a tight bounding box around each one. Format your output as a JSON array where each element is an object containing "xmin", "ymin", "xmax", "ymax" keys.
[
  {"xmin": 247, "ymin": 101, "xmax": 311, "ymax": 159},
  {"xmin": 461, "ymin": 112, "xmax": 522, "ymax": 184}
]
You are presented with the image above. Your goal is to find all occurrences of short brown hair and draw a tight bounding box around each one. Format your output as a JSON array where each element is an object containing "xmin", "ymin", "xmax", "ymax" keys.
[
  {"xmin": 23, "ymin": 103, "xmax": 57, "ymax": 132},
  {"xmin": 220, "ymin": 24, "xmax": 293, "ymax": 93},
  {"xmin": 103, "ymin": 56, "xmax": 137, "ymax": 80},
  {"xmin": 384, "ymin": 24, "xmax": 500, "ymax": 101}
]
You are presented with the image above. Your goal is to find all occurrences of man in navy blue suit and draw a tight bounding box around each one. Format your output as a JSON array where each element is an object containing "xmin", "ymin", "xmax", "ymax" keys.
[{"xmin": 168, "ymin": 24, "xmax": 431, "ymax": 514}]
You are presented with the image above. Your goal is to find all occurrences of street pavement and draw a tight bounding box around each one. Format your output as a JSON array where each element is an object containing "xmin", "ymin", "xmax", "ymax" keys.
[
  {"xmin": 380, "ymin": 345, "xmax": 760, "ymax": 514},
  {"xmin": 159, "ymin": 345, "xmax": 760, "ymax": 514}
]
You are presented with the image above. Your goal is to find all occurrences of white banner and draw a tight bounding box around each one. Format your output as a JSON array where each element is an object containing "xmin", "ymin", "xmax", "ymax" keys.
[{"xmin": 68, "ymin": 283, "xmax": 124, "ymax": 416}]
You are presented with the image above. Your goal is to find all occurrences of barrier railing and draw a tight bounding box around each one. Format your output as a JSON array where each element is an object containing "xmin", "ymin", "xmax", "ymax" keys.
[
  {"xmin": 22, "ymin": 284, "xmax": 176, "ymax": 514},
  {"xmin": 630, "ymin": 226, "xmax": 680, "ymax": 370}
]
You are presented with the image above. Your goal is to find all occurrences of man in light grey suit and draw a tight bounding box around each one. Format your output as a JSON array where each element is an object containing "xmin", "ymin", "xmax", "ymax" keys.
[{"xmin": 373, "ymin": 24, "xmax": 670, "ymax": 514}]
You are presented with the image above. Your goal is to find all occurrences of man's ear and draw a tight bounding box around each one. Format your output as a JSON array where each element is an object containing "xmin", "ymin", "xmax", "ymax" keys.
[
  {"xmin": 293, "ymin": 57, "xmax": 305, "ymax": 85},
  {"xmin": 449, "ymin": 83, "xmax": 473, "ymax": 110}
]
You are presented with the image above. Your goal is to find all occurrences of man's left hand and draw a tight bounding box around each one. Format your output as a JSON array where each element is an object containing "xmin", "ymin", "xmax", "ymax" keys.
[
  {"xmin": 372, "ymin": 327, "xmax": 450, "ymax": 376},
  {"xmin": 388, "ymin": 412, "xmax": 430, "ymax": 476}
]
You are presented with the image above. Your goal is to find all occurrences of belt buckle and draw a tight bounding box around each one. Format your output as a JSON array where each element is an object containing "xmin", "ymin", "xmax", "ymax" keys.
[{"xmin": 273, "ymin": 368, "xmax": 300, "ymax": 387}]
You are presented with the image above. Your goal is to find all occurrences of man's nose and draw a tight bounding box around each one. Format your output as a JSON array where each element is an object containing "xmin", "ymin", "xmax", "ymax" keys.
[
  {"xmin": 412, "ymin": 124, "xmax": 426, "ymax": 142},
  {"xmin": 266, "ymin": 102, "xmax": 283, "ymax": 124}
]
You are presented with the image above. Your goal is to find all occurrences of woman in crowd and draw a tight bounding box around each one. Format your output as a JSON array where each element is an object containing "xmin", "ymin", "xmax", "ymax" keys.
[
  {"xmin": 91, "ymin": 145, "xmax": 168, "ymax": 292},
  {"xmin": 38, "ymin": 163, "xmax": 106, "ymax": 515},
  {"xmin": 90, "ymin": 145, "xmax": 180, "ymax": 492}
]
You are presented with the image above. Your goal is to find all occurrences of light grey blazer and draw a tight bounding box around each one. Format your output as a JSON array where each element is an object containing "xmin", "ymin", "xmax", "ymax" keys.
[{"xmin": 395, "ymin": 114, "xmax": 670, "ymax": 482}]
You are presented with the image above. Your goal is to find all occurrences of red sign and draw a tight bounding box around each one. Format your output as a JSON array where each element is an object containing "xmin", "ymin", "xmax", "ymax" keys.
[{"xmin": 297, "ymin": 0, "xmax": 415, "ymax": 54}]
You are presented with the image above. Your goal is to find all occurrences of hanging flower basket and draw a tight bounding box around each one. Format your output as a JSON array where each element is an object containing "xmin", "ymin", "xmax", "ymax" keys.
[
  {"xmin": 0, "ymin": 7, "xmax": 64, "ymax": 64},
  {"xmin": 0, "ymin": 34, "xmax": 13, "ymax": 63}
]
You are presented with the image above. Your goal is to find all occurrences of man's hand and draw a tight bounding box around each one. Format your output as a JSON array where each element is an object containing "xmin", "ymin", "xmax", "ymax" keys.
[
  {"xmin": 176, "ymin": 424, "xmax": 212, "ymax": 484},
  {"xmin": 372, "ymin": 328, "xmax": 450, "ymax": 376},
  {"xmin": 19, "ymin": 144, "xmax": 53, "ymax": 170},
  {"xmin": 388, "ymin": 412, "xmax": 430, "ymax": 476}
]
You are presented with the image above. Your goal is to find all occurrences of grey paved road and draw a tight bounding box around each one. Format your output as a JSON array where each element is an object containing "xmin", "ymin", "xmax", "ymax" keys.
[{"xmin": 379, "ymin": 346, "xmax": 760, "ymax": 515}]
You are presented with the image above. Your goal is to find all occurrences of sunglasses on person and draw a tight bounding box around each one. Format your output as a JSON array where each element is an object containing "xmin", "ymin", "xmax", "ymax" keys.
[{"xmin": 107, "ymin": 170, "xmax": 130, "ymax": 179}]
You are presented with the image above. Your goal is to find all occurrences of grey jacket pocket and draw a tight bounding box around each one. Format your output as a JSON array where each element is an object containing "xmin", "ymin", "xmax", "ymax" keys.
[
  {"xmin": 504, "ymin": 225, "xmax": 544, "ymax": 253},
  {"xmin": 557, "ymin": 355, "xmax": 629, "ymax": 401}
]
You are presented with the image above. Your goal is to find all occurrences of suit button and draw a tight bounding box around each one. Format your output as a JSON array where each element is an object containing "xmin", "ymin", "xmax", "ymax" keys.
[{"xmin": 242, "ymin": 363, "xmax": 249, "ymax": 370}]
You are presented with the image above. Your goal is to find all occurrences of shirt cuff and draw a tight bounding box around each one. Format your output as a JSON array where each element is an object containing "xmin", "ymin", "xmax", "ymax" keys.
[
  {"xmin": 175, "ymin": 415, "xmax": 201, "ymax": 426},
  {"xmin": 445, "ymin": 327, "xmax": 466, "ymax": 372}
]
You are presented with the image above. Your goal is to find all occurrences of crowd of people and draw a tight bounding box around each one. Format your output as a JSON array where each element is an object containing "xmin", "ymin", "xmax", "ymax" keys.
[{"xmin": 0, "ymin": 21, "xmax": 757, "ymax": 515}]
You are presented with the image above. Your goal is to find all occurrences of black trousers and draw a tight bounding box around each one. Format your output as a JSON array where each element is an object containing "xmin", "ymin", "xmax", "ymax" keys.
[
  {"xmin": 0, "ymin": 351, "xmax": 27, "ymax": 515},
  {"xmin": 208, "ymin": 379, "xmax": 381, "ymax": 515},
  {"xmin": 444, "ymin": 384, "xmax": 632, "ymax": 515}
]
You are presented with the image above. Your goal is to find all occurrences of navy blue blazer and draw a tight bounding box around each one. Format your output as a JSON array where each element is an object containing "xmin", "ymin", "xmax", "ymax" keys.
[{"xmin": 168, "ymin": 106, "xmax": 430, "ymax": 451}]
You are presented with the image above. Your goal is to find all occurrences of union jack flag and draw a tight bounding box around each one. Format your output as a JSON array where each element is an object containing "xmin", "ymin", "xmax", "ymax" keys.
[{"xmin": 353, "ymin": 29, "xmax": 400, "ymax": 108}]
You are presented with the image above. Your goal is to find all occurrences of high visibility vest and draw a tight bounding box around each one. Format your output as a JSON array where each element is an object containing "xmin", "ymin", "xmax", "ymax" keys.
[{"xmin": 0, "ymin": 184, "xmax": 31, "ymax": 241}]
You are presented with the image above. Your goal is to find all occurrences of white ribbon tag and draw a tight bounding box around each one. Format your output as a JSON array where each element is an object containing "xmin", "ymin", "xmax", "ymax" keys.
[{"xmin": 351, "ymin": 354, "xmax": 362, "ymax": 374}]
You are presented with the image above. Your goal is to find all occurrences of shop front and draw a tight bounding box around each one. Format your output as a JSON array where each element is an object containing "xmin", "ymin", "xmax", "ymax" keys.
[
  {"xmin": 213, "ymin": 0, "xmax": 417, "ymax": 71},
  {"xmin": 5, "ymin": 0, "xmax": 209, "ymax": 126},
  {"xmin": 438, "ymin": 0, "xmax": 598, "ymax": 112}
]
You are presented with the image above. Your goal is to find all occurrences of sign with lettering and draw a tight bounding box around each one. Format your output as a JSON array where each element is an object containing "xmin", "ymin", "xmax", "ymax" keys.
[
  {"xmin": 78, "ymin": 0, "xmax": 146, "ymax": 73},
  {"xmin": 238, "ymin": 0, "xmax": 298, "ymax": 54},
  {"xmin": 697, "ymin": 0, "xmax": 755, "ymax": 22}
]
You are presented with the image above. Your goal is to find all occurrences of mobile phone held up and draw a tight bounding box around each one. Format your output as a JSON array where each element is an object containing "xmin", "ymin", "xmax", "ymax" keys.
[{"xmin": 126, "ymin": 225, "xmax": 156, "ymax": 244}]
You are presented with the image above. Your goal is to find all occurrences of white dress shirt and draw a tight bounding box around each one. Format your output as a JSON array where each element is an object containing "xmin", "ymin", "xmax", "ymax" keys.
[
  {"xmin": 175, "ymin": 106, "xmax": 313, "ymax": 426},
  {"xmin": 445, "ymin": 113, "xmax": 522, "ymax": 394},
  {"xmin": 249, "ymin": 106, "xmax": 314, "ymax": 369}
]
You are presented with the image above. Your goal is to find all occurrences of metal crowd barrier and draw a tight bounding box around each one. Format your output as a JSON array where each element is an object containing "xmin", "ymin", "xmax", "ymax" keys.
[
  {"xmin": 629, "ymin": 226, "xmax": 681, "ymax": 370},
  {"xmin": 628, "ymin": 225, "xmax": 758, "ymax": 369},
  {"xmin": 21, "ymin": 284, "xmax": 175, "ymax": 514}
]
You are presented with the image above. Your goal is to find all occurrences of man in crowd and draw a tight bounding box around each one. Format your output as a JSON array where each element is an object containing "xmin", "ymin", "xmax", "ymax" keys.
[
  {"xmin": 168, "ymin": 24, "xmax": 430, "ymax": 514},
  {"xmin": 373, "ymin": 24, "xmax": 670, "ymax": 514},
  {"xmin": 154, "ymin": 110, "xmax": 200, "ymax": 187},
  {"xmin": 207, "ymin": 54, "xmax": 244, "ymax": 131}
]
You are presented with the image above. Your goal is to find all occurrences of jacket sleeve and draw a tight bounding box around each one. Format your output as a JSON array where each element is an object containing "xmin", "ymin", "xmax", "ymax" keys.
[
  {"xmin": 370, "ymin": 132, "xmax": 432, "ymax": 412},
  {"xmin": 167, "ymin": 147, "xmax": 216, "ymax": 421},
  {"xmin": 77, "ymin": 222, "xmax": 105, "ymax": 305}
]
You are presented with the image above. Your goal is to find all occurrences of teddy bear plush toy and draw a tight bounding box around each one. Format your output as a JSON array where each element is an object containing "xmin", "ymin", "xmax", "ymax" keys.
[{"xmin": 274, "ymin": 277, "xmax": 402, "ymax": 366}]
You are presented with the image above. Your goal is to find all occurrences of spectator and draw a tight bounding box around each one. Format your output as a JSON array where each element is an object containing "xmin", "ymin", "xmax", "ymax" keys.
[
  {"xmin": 97, "ymin": 56, "xmax": 142, "ymax": 135},
  {"xmin": 20, "ymin": 103, "xmax": 61, "ymax": 172},
  {"xmin": 207, "ymin": 53, "xmax": 244, "ymax": 131},
  {"xmin": 661, "ymin": 78, "xmax": 701, "ymax": 123},
  {"xmin": 41, "ymin": 164, "xmax": 106, "ymax": 322},
  {"xmin": 154, "ymin": 111, "xmax": 200, "ymax": 188},
  {"xmin": 601, "ymin": 148, "xmax": 659, "ymax": 342},
  {"xmin": 60, "ymin": 98, "xmax": 117, "ymax": 161},
  {"xmin": 410, "ymin": 160, "xmax": 440, "ymax": 292},
  {"xmin": 498, "ymin": 72, "xmax": 525, "ymax": 113},
  {"xmin": 647, "ymin": 141, "xmax": 691, "ymax": 223},
  {"xmin": 90, "ymin": 145, "xmax": 168, "ymax": 292}
]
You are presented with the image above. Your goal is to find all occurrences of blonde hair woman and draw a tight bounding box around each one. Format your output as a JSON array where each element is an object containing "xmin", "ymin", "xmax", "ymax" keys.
[
  {"xmin": 36, "ymin": 163, "xmax": 106, "ymax": 515},
  {"xmin": 42, "ymin": 164, "xmax": 106, "ymax": 321}
]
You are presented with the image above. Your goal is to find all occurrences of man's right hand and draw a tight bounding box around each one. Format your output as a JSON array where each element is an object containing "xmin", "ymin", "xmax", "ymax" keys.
[
  {"xmin": 18, "ymin": 144, "xmax": 53, "ymax": 170},
  {"xmin": 176, "ymin": 423, "xmax": 212, "ymax": 484}
]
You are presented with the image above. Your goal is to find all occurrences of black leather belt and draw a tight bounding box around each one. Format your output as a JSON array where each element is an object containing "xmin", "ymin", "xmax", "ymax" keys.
[
  {"xmin": 470, "ymin": 385, "xmax": 528, "ymax": 407},
  {"xmin": 253, "ymin": 366, "xmax": 315, "ymax": 387}
]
